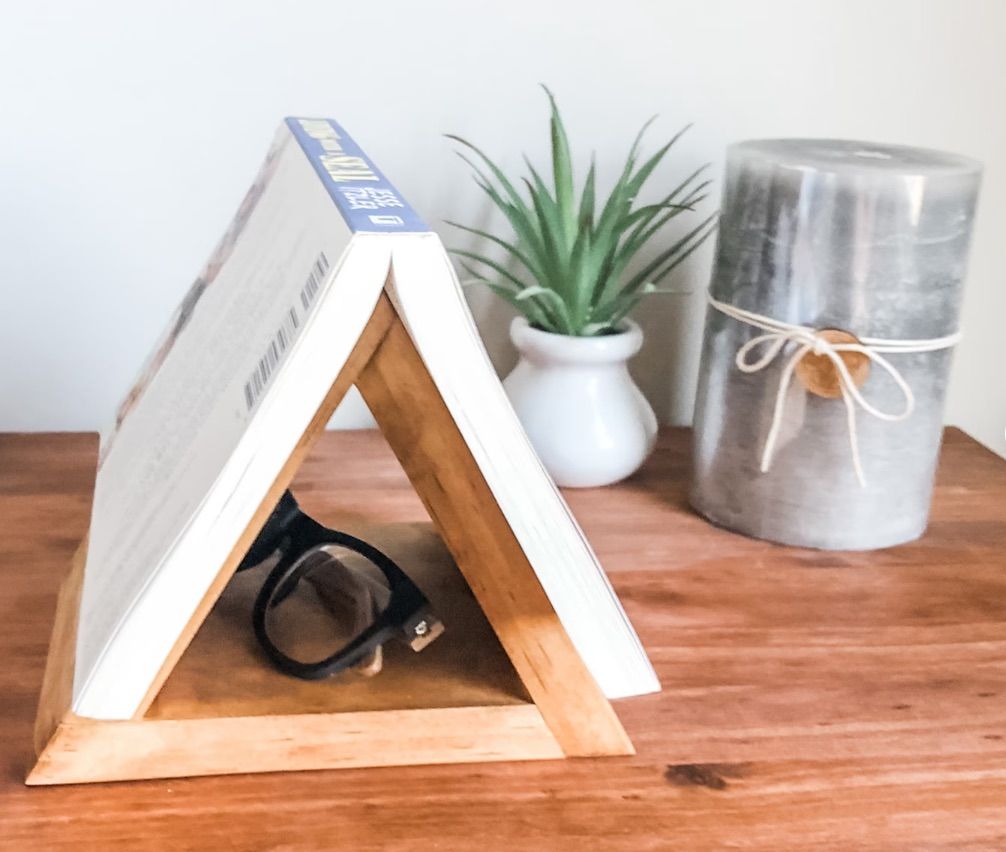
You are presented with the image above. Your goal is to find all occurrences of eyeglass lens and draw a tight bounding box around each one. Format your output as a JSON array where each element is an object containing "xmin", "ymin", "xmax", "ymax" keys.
[{"xmin": 262, "ymin": 545, "xmax": 393, "ymax": 676}]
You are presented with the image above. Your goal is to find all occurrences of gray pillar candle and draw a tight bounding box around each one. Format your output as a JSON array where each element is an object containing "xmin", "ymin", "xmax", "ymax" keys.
[{"xmin": 691, "ymin": 139, "xmax": 981, "ymax": 550}]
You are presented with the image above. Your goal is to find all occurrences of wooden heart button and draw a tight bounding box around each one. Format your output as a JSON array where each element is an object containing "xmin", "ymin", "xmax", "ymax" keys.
[{"xmin": 795, "ymin": 328, "xmax": 870, "ymax": 399}]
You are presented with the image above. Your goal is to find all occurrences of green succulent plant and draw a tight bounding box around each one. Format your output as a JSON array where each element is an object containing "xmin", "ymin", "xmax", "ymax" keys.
[{"xmin": 446, "ymin": 87, "xmax": 716, "ymax": 337}]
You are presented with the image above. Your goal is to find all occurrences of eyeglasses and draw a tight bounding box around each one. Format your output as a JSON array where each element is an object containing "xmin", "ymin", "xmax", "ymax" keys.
[{"xmin": 236, "ymin": 490, "xmax": 443, "ymax": 680}]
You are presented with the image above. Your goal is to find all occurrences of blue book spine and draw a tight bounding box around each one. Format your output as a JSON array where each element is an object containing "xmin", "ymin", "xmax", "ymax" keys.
[{"xmin": 285, "ymin": 117, "xmax": 429, "ymax": 233}]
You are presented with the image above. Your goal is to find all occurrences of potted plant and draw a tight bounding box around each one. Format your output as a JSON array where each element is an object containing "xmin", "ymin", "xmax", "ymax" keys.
[{"xmin": 448, "ymin": 88, "xmax": 714, "ymax": 487}]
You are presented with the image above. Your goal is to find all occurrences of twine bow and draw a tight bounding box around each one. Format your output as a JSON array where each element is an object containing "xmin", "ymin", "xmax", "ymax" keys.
[{"xmin": 707, "ymin": 294, "xmax": 962, "ymax": 486}]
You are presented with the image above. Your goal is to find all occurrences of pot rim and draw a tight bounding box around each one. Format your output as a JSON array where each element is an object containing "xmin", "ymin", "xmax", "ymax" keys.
[{"xmin": 509, "ymin": 316, "xmax": 644, "ymax": 364}]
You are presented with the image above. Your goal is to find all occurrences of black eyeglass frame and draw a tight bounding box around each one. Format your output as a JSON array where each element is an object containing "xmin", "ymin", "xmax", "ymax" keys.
[{"xmin": 237, "ymin": 491, "xmax": 441, "ymax": 680}]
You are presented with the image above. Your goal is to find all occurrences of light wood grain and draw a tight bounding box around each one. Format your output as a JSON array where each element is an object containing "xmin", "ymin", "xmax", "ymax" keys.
[
  {"xmin": 356, "ymin": 312, "xmax": 632, "ymax": 758},
  {"xmin": 4, "ymin": 428, "xmax": 1006, "ymax": 849},
  {"xmin": 31, "ymin": 539, "xmax": 87, "ymax": 757},
  {"xmin": 27, "ymin": 704, "xmax": 561, "ymax": 786},
  {"xmin": 146, "ymin": 523, "xmax": 532, "ymax": 719},
  {"xmin": 795, "ymin": 328, "xmax": 870, "ymax": 397}
]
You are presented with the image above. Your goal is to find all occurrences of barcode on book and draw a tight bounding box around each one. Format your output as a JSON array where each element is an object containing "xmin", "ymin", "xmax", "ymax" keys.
[
  {"xmin": 243, "ymin": 252, "xmax": 330, "ymax": 413},
  {"xmin": 243, "ymin": 307, "xmax": 299, "ymax": 411},
  {"xmin": 300, "ymin": 251, "xmax": 329, "ymax": 312}
]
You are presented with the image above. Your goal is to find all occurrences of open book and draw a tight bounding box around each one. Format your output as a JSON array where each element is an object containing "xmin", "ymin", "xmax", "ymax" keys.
[{"xmin": 76, "ymin": 117, "xmax": 659, "ymax": 720}]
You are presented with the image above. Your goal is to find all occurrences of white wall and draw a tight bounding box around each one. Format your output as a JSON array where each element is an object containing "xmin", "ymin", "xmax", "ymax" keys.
[{"xmin": 2, "ymin": 0, "xmax": 1004, "ymax": 455}]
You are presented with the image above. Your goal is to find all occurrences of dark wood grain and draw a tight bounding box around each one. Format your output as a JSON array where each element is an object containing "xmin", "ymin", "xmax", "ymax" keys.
[{"xmin": 3, "ymin": 427, "xmax": 1006, "ymax": 849}]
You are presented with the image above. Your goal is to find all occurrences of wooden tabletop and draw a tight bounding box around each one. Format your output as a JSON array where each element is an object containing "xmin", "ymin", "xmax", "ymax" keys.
[{"xmin": 3, "ymin": 427, "xmax": 1006, "ymax": 850}]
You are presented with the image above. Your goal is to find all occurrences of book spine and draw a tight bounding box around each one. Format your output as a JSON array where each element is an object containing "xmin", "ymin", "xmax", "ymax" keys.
[{"xmin": 285, "ymin": 117, "xmax": 428, "ymax": 234}]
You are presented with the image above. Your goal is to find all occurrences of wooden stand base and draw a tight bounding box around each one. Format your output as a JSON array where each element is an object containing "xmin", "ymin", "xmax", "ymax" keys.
[{"xmin": 28, "ymin": 525, "xmax": 564, "ymax": 785}]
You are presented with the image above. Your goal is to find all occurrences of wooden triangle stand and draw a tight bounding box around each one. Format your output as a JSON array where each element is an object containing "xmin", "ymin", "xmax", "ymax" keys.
[{"xmin": 28, "ymin": 286, "xmax": 633, "ymax": 785}]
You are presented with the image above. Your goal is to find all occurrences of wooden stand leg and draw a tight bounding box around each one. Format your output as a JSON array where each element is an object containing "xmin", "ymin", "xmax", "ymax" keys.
[{"xmin": 357, "ymin": 297, "xmax": 633, "ymax": 758}]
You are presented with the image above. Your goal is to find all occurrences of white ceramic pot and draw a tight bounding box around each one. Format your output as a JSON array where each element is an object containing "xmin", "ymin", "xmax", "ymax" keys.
[{"xmin": 504, "ymin": 317, "xmax": 658, "ymax": 488}]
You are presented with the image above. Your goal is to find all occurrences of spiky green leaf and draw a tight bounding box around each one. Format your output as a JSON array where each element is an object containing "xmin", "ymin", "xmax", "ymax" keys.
[{"xmin": 447, "ymin": 92, "xmax": 715, "ymax": 336}]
